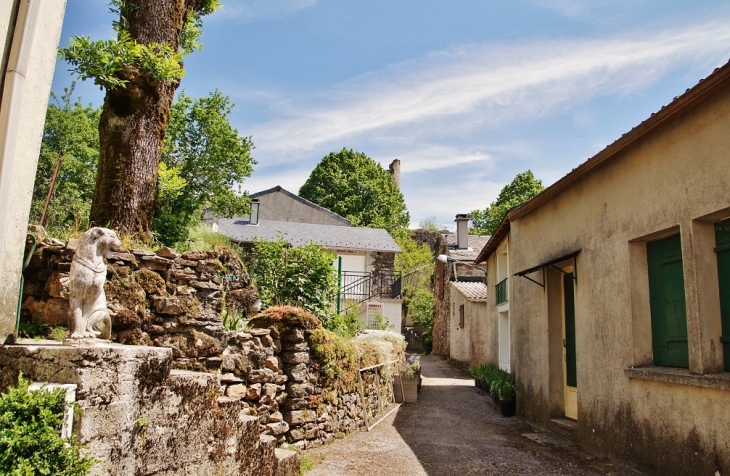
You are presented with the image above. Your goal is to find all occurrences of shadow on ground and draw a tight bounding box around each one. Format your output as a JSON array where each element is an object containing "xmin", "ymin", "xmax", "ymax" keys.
[{"xmin": 389, "ymin": 354, "xmax": 643, "ymax": 476}]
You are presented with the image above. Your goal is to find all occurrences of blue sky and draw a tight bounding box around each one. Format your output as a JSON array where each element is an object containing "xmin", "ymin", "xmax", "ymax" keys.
[{"xmin": 52, "ymin": 0, "xmax": 730, "ymax": 229}]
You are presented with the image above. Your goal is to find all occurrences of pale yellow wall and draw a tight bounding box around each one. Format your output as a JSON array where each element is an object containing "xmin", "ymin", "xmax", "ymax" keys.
[
  {"xmin": 0, "ymin": 0, "xmax": 66, "ymax": 343},
  {"xmin": 507, "ymin": 83, "xmax": 730, "ymax": 474},
  {"xmin": 448, "ymin": 284, "xmax": 493, "ymax": 365},
  {"xmin": 256, "ymin": 190, "xmax": 349, "ymax": 226}
]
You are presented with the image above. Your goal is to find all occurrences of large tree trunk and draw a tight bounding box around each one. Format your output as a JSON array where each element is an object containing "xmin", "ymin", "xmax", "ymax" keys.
[{"xmin": 89, "ymin": 0, "xmax": 198, "ymax": 235}]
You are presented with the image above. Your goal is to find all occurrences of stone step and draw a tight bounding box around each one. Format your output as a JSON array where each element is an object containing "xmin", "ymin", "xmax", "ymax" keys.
[
  {"xmin": 274, "ymin": 448, "xmax": 300, "ymax": 476},
  {"xmin": 549, "ymin": 417, "xmax": 578, "ymax": 440}
]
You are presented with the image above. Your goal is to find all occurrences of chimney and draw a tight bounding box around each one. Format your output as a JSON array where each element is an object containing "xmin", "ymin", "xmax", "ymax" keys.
[
  {"xmin": 249, "ymin": 199, "xmax": 260, "ymax": 225},
  {"xmin": 455, "ymin": 214, "xmax": 469, "ymax": 250},
  {"xmin": 389, "ymin": 159, "xmax": 401, "ymax": 189}
]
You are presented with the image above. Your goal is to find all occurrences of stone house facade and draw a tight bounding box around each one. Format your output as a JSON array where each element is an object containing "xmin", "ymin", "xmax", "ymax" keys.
[{"xmin": 474, "ymin": 61, "xmax": 730, "ymax": 475}]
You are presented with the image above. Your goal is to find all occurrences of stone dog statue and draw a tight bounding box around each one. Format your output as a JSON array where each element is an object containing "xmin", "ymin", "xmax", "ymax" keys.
[{"xmin": 68, "ymin": 227, "xmax": 121, "ymax": 340}]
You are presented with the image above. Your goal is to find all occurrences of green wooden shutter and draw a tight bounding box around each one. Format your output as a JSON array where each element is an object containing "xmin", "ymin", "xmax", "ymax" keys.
[
  {"xmin": 714, "ymin": 218, "xmax": 730, "ymax": 371},
  {"xmin": 647, "ymin": 234, "xmax": 689, "ymax": 368},
  {"xmin": 564, "ymin": 273, "xmax": 577, "ymax": 387}
]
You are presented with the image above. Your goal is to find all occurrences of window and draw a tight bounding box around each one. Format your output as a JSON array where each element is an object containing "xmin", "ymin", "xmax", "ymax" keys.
[
  {"xmin": 647, "ymin": 234, "xmax": 689, "ymax": 368},
  {"xmin": 459, "ymin": 304, "xmax": 465, "ymax": 329},
  {"xmin": 715, "ymin": 218, "xmax": 730, "ymax": 371},
  {"xmin": 366, "ymin": 302, "xmax": 384, "ymax": 329}
]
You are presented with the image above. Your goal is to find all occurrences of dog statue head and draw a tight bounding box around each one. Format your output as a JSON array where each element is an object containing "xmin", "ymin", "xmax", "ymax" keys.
[{"xmin": 83, "ymin": 227, "xmax": 121, "ymax": 259}]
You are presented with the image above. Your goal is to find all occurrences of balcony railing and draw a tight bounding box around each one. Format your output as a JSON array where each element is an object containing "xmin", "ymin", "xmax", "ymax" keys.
[
  {"xmin": 495, "ymin": 278, "xmax": 508, "ymax": 305},
  {"xmin": 338, "ymin": 270, "xmax": 402, "ymax": 313}
]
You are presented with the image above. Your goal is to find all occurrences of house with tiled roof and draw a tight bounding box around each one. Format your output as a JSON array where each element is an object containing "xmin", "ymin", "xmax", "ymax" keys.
[
  {"xmin": 213, "ymin": 186, "xmax": 403, "ymax": 332},
  {"xmin": 432, "ymin": 214, "xmax": 489, "ymax": 357},
  {"xmin": 473, "ymin": 61, "xmax": 730, "ymax": 475}
]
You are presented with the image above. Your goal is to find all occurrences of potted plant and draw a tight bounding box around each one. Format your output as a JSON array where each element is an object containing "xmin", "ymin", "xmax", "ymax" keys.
[
  {"xmin": 394, "ymin": 360, "xmax": 420, "ymax": 403},
  {"xmin": 492, "ymin": 377, "xmax": 516, "ymax": 417}
]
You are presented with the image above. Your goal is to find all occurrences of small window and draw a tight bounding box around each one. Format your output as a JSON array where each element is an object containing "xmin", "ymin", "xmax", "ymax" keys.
[
  {"xmin": 366, "ymin": 302, "xmax": 384, "ymax": 329},
  {"xmin": 459, "ymin": 304, "xmax": 465, "ymax": 329}
]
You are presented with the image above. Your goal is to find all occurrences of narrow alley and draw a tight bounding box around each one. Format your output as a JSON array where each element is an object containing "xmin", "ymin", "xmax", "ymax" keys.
[{"xmin": 304, "ymin": 355, "xmax": 644, "ymax": 476}]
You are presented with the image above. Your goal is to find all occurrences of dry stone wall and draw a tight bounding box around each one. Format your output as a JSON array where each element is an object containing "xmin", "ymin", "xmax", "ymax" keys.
[{"xmin": 21, "ymin": 238, "xmax": 399, "ymax": 450}]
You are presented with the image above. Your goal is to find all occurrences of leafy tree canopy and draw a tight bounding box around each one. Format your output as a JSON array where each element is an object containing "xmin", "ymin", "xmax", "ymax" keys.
[
  {"xmin": 299, "ymin": 148, "xmax": 409, "ymax": 234},
  {"xmin": 60, "ymin": 0, "xmax": 220, "ymax": 90},
  {"xmin": 469, "ymin": 170, "xmax": 544, "ymax": 236},
  {"xmin": 153, "ymin": 89, "xmax": 256, "ymax": 245},
  {"xmin": 31, "ymin": 84, "xmax": 100, "ymax": 236}
]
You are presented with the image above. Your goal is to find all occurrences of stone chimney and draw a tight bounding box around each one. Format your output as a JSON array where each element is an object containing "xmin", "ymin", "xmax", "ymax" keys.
[
  {"xmin": 389, "ymin": 159, "xmax": 401, "ymax": 189},
  {"xmin": 455, "ymin": 214, "xmax": 469, "ymax": 250}
]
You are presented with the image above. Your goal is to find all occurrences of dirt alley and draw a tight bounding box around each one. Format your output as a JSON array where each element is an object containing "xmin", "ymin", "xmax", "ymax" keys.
[{"xmin": 303, "ymin": 354, "xmax": 644, "ymax": 476}]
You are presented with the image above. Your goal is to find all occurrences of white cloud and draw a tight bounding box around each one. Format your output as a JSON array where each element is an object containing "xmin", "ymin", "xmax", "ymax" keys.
[
  {"xmin": 248, "ymin": 22, "xmax": 730, "ymax": 165},
  {"xmin": 211, "ymin": 0, "xmax": 317, "ymax": 22}
]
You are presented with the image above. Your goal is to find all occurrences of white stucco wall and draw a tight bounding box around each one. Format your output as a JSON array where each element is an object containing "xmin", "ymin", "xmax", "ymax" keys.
[{"xmin": 0, "ymin": 0, "xmax": 67, "ymax": 342}]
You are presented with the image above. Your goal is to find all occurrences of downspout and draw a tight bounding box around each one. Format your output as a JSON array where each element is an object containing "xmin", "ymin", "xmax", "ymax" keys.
[{"xmin": 0, "ymin": 0, "xmax": 40, "ymax": 251}]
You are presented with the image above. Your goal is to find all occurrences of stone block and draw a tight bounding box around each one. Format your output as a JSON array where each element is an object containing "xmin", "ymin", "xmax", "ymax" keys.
[
  {"xmin": 270, "ymin": 411, "xmax": 284, "ymax": 423},
  {"xmin": 181, "ymin": 251, "xmax": 208, "ymax": 261},
  {"xmin": 267, "ymin": 421, "xmax": 289, "ymax": 436},
  {"xmin": 245, "ymin": 383, "xmax": 262, "ymax": 400},
  {"xmin": 150, "ymin": 296, "xmax": 182, "ymax": 315},
  {"xmin": 248, "ymin": 368, "xmax": 276, "ymax": 383},
  {"xmin": 282, "ymin": 341, "xmax": 309, "ymax": 352},
  {"xmin": 264, "ymin": 356, "xmax": 280, "ymax": 372},
  {"xmin": 287, "ymin": 382, "xmax": 314, "ymax": 399},
  {"xmin": 226, "ymin": 384, "xmax": 248, "ymax": 399},
  {"xmin": 280, "ymin": 328, "xmax": 305, "ymax": 343},
  {"xmin": 155, "ymin": 247, "xmax": 179, "ymax": 259},
  {"xmin": 281, "ymin": 351, "xmax": 309, "ymax": 364},
  {"xmin": 44, "ymin": 272, "xmax": 69, "ymax": 299},
  {"xmin": 286, "ymin": 363, "xmax": 309, "ymax": 383},
  {"xmin": 196, "ymin": 259, "xmax": 224, "ymax": 273}
]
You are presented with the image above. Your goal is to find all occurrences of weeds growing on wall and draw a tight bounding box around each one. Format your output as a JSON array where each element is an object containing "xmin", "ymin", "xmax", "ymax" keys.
[{"xmin": 0, "ymin": 374, "xmax": 96, "ymax": 475}]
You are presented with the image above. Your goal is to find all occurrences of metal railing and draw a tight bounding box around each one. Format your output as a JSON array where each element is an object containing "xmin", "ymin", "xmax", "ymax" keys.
[
  {"xmin": 496, "ymin": 277, "xmax": 508, "ymax": 305},
  {"xmin": 339, "ymin": 270, "xmax": 402, "ymax": 313}
]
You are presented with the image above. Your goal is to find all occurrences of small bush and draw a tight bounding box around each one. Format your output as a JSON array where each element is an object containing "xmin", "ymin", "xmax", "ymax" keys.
[{"xmin": 0, "ymin": 374, "xmax": 95, "ymax": 475}]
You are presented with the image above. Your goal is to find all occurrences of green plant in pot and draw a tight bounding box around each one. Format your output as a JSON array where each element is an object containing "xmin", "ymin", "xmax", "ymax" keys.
[{"xmin": 492, "ymin": 378, "xmax": 516, "ymax": 417}]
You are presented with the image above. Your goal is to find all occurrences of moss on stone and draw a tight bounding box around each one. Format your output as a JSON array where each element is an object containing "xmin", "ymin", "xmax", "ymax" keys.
[
  {"xmin": 248, "ymin": 306, "xmax": 322, "ymax": 331},
  {"xmin": 308, "ymin": 328, "xmax": 359, "ymax": 394},
  {"xmin": 135, "ymin": 268, "xmax": 166, "ymax": 295}
]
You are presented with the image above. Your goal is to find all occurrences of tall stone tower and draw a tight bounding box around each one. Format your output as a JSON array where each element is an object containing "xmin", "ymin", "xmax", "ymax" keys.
[{"xmin": 389, "ymin": 159, "xmax": 401, "ymax": 189}]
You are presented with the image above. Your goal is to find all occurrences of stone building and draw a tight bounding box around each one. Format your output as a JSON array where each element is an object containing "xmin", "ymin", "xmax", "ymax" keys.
[
  {"xmin": 432, "ymin": 214, "xmax": 488, "ymax": 356},
  {"xmin": 214, "ymin": 186, "xmax": 404, "ymax": 331},
  {"xmin": 474, "ymin": 61, "xmax": 730, "ymax": 475}
]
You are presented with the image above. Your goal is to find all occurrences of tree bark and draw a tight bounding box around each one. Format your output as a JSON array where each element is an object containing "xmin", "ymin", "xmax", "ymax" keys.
[{"xmin": 89, "ymin": 0, "xmax": 201, "ymax": 235}]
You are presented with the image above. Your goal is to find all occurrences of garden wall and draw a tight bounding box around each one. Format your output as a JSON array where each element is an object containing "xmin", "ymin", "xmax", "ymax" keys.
[{"xmin": 19, "ymin": 237, "xmax": 402, "ymax": 450}]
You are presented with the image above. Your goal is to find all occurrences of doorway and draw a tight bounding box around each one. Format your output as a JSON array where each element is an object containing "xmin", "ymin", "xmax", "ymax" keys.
[{"xmin": 562, "ymin": 268, "xmax": 577, "ymax": 420}]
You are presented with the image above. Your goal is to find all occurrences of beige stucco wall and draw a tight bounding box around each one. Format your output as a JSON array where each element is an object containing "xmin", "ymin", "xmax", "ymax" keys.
[
  {"xmin": 448, "ymin": 284, "xmax": 493, "ymax": 366},
  {"xmin": 0, "ymin": 0, "xmax": 67, "ymax": 343},
  {"xmin": 256, "ymin": 190, "xmax": 350, "ymax": 226},
  {"xmin": 507, "ymin": 81, "xmax": 730, "ymax": 474}
]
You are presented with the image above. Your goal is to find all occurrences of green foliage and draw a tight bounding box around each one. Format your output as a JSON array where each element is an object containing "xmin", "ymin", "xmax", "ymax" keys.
[
  {"xmin": 404, "ymin": 287, "xmax": 434, "ymax": 353},
  {"xmin": 418, "ymin": 216, "xmax": 440, "ymax": 232},
  {"xmin": 247, "ymin": 239, "xmax": 338, "ymax": 326},
  {"xmin": 221, "ymin": 308, "xmax": 247, "ymax": 333},
  {"xmin": 470, "ymin": 363, "xmax": 515, "ymax": 401},
  {"xmin": 469, "ymin": 170, "xmax": 544, "ymax": 236},
  {"xmin": 59, "ymin": 1, "xmax": 220, "ymax": 90},
  {"xmin": 299, "ymin": 148, "xmax": 409, "ymax": 234},
  {"xmin": 394, "ymin": 232, "xmax": 434, "ymax": 288},
  {"xmin": 173, "ymin": 224, "xmax": 235, "ymax": 252},
  {"xmin": 0, "ymin": 374, "xmax": 95, "ymax": 475},
  {"xmin": 327, "ymin": 306, "xmax": 361, "ymax": 339},
  {"xmin": 30, "ymin": 84, "xmax": 100, "ymax": 236},
  {"xmin": 153, "ymin": 90, "xmax": 256, "ymax": 245}
]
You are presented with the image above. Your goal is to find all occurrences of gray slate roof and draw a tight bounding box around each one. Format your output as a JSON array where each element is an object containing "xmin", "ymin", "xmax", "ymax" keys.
[
  {"xmin": 445, "ymin": 234, "xmax": 491, "ymax": 262},
  {"xmin": 451, "ymin": 281, "xmax": 488, "ymax": 302},
  {"xmin": 217, "ymin": 219, "xmax": 401, "ymax": 253}
]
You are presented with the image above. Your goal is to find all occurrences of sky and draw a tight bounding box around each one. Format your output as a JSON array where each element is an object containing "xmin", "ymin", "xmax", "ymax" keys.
[{"xmin": 52, "ymin": 0, "xmax": 730, "ymax": 230}]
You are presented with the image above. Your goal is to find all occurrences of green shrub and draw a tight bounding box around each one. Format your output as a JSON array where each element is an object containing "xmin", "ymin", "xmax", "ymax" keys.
[{"xmin": 0, "ymin": 374, "xmax": 95, "ymax": 475}]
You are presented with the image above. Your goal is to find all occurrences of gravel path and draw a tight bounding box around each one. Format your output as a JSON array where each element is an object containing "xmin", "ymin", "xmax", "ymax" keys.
[{"xmin": 303, "ymin": 354, "xmax": 643, "ymax": 476}]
